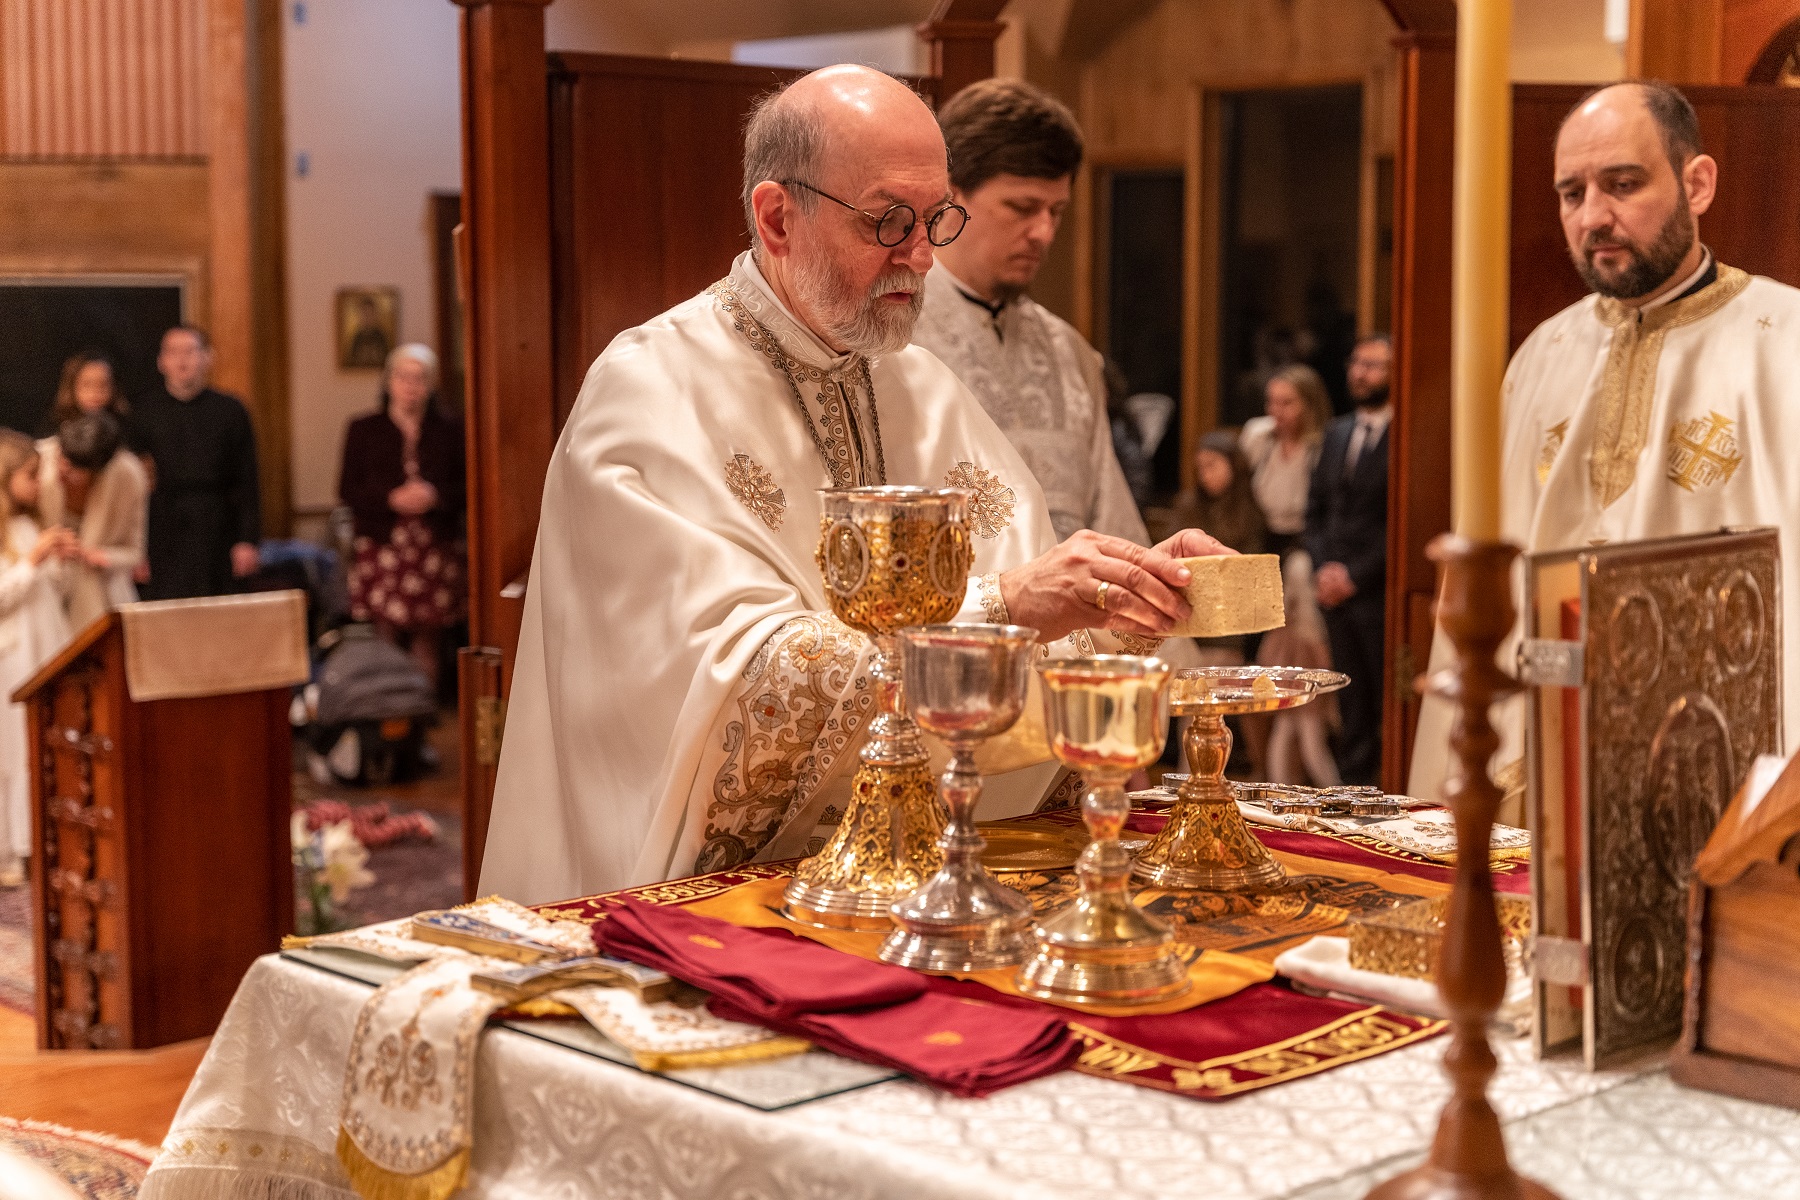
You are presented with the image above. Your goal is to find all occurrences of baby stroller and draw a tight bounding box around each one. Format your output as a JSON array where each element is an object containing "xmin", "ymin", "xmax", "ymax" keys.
[{"xmin": 293, "ymin": 625, "xmax": 438, "ymax": 785}]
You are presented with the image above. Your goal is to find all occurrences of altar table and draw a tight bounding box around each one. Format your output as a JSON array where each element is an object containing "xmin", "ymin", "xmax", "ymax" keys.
[{"xmin": 141, "ymin": 950, "xmax": 1800, "ymax": 1200}]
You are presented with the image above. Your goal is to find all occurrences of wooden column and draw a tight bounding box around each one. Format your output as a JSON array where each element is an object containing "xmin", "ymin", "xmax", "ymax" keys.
[
  {"xmin": 208, "ymin": 0, "xmax": 291, "ymax": 538},
  {"xmin": 1378, "ymin": 2, "xmax": 1457, "ymax": 794},
  {"xmin": 919, "ymin": 0, "xmax": 1006, "ymax": 104},
  {"xmin": 453, "ymin": 0, "xmax": 556, "ymax": 890}
]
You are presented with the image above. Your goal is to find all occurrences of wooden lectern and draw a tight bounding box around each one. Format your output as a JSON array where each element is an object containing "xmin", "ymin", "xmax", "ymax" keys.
[{"xmin": 11, "ymin": 592, "xmax": 309, "ymax": 1050}]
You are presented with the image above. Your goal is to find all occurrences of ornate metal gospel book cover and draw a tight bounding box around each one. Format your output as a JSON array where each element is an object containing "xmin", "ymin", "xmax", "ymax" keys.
[{"xmin": 1524, "ymin": 528, "xmax": 1781, "ymax": 1068}]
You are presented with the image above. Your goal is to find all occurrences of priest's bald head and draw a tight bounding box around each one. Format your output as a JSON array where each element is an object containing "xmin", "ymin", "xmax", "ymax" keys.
[
  {"xmin": 742, "ymin": 65, "xmax": 966, "ymax": 355},
  {"xmin": 1555, "ymin": 81, "xmax": 1717, "ymax": 305}
]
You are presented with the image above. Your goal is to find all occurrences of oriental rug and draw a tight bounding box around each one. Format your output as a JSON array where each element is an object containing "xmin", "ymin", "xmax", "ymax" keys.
[{"xmin": 0, "ymin": 1117, "xmax": 153, "ymax": 1200}]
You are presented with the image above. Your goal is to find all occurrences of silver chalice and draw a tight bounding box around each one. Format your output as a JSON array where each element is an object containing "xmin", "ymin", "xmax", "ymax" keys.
[{"xmin": 879, "ymin": 624, "xmax": 1041, "ymax": 972}]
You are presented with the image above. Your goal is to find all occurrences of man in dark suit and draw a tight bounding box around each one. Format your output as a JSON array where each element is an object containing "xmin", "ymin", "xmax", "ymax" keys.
[{"xmin": 1304, "ymin": 333, "xmax": 1392, "ymax": 784}]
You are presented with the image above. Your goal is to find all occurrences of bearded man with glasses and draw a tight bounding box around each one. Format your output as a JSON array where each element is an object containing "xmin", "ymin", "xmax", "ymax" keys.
[{"xmin": 481, "ymin": 66, "xmax": 1232, "ymax": 903}]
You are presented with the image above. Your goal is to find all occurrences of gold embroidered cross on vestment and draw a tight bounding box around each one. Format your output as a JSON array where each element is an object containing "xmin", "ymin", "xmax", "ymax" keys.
[
  {"xmin": 1588, "ymin": 264, "xmax": 1750, "ymax": 508},
  {"xmin": 1666, "ymin": 411, "xmax": 1743, "ymax": 492}
]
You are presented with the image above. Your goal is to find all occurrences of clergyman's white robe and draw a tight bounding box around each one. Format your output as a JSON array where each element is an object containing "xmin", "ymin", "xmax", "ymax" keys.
[
  {"xmin": 1408, "ymin": 259, "xmax": 1800, "ymax": 803},
  {"xmin": 481, "ymin": 254, "xmax": 1081, "ymax": 905},
  {"xmin": 913, "ymin": 263, "xmax": 1148, "ymax": 544}
]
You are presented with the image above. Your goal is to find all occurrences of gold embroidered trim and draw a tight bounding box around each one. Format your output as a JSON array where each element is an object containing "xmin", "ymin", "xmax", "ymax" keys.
[
  {"xmin": 1666, "ymin": 411, "xmax": 1742, "ymax": 492},
  {"xmin": 707, "ymin": 279, "xmax": 886, "ymax": 487},
  {"xmin": 701, "ymin": 615, "xmax": 874, "ymax": 873},
  {"xmin": 1035, "ymin": 769, "xmax": 1086, "ymax": 812},
  {"xmin": 1115, "ymin": 633, "xmax": 1164, "ymax": 657},
  {"xmin": 724, "ymin": 453, "xmax": 785, "ymax": 529},
  {"xmin": 1588, "ymin": 264, "xmax": 1750, "ymax": 507},
  {"xmin": 1536, "ymin": 419, "xmax": 1568, "ymax": 485},
  {"xmin": 943, "ymin": 460, "xmax": 1016, "ymax": 538},
  {"xmin": 976, "ymin": 572, "xmax": 1008, "ymax": 624}
]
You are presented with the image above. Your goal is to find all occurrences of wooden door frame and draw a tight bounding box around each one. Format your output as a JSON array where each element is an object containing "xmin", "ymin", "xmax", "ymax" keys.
[{"xmin": 1378, "ymin": 0, "xmax": 1456, "ymax": 793}]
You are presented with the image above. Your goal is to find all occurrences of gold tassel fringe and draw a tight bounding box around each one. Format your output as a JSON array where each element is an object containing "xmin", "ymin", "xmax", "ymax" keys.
[{"xmin": 335, "ymin": 1128, "xmax": 468, "ymax": 1200}]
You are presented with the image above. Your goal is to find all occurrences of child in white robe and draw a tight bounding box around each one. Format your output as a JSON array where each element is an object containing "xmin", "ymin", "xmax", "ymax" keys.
[{"xmin": 0, "ymin": 430, "xmax": 75, "ymax": 887}]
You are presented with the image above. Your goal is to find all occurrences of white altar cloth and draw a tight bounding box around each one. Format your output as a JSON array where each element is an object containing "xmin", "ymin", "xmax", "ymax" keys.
[{"xmin": 142, "ymin": 955, "xmax": 1800, "ymax": 1200}]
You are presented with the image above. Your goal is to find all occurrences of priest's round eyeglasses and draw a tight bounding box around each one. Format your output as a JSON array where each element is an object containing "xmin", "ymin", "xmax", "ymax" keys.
[{"xmin": 781, "ymin": 179, "xmax": 969, "ymax": 247}]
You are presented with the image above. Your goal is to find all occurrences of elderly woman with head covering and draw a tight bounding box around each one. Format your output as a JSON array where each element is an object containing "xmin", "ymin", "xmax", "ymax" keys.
[
  {"xmin": 38, "ymin": 410, "xmax": 148, "ymax": 630},
  {"xmin": 336, "ymin": 343, "xmax": 466, "ymax": 689}
]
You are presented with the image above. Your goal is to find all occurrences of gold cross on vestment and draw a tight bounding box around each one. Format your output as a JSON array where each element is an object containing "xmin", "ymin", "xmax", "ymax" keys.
[
  {"xmin": 1666, "ymin": 411, "xmax": 1743, "ymax": 492},
  {"xmin": 1758, "ymin": 316, "xmax": 1773, "ymax": 330}
]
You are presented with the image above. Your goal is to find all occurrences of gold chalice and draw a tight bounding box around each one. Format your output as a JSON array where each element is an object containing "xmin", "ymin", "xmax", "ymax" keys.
[
  {"xmin": 1132, "ymin": 665, "xmax": 1348, "ymax": 891},
  {"xmin": 782, "ymin": 487, "xmax": 974, "ymax": 930},
  {"xmin": 1017, "ymin": 655, "xmax": 1190, "ymax": 1007}
]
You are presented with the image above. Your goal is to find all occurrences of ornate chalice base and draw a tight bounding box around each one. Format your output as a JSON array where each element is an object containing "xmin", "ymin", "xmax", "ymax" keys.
[
  {"xmin": 1018, "ymin": 658, "xmax": 1190, "ymax": 1007},
  {"xmin": 783, "ymin": 759, "xmax": 945, "ymax": 930},
  {"xmin": 1132, "ymin": 667, "xmax": 1347, "ymax": 892}
]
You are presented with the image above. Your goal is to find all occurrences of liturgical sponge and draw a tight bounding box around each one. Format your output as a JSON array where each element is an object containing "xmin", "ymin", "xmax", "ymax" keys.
[{"xmin": 1165, "ymin": 553, "xmax": 1285, "ymax": 639}]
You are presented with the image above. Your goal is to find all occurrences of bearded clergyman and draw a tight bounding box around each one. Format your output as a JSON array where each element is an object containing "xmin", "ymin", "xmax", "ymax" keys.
[
  {"xmin": 1409, "ymin": 81, "xmax": 1800, "ymax": 807},
  {"xmin": 481, "ymin": 67, "xmax": 1228, "ymax": 904}
]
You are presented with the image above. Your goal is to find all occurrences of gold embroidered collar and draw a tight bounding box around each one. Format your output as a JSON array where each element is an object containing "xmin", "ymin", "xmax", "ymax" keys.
[
  {"xmin": 1587, "ymin": 262, "xmax": 1750, "ymax": 507},
  {"xmin": 708, "ymin": 263, "xmax": 886, "ymax": 489}
]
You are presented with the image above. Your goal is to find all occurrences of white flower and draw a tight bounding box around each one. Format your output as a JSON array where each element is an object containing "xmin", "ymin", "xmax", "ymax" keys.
[
  {"xmin": 319, "ymin": 820, "xmax": 375, "ymax": 903},
  {"xmin": 291, "ymin": 810, "xmax": 312, "ymax": 855}
]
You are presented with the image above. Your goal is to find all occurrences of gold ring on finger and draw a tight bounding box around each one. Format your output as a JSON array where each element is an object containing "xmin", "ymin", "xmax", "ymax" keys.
[{"xmin": 1093, "ymin": 580, "xmax": 1110, "ymax": 611}]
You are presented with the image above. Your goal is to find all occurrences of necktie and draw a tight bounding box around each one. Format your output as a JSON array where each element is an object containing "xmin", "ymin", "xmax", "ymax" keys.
[{"xmin": 1344, "ymin": 418, "xmax": 1372, "ymax": 479}]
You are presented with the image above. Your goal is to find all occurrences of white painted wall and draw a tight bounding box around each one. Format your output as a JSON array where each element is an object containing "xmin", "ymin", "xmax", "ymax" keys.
[
  {"xmin": 283, "ymin": 0, "xmax": 461, "ymax": 515},
  {"xmin": 730, "ymin": 25, "xmax": 925, "ymax": 74}
]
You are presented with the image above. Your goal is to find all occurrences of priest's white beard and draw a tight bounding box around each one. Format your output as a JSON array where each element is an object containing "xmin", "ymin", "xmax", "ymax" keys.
[{"xmin": 791, "ymin": 251, "xmax": 925, "ymax": 356}]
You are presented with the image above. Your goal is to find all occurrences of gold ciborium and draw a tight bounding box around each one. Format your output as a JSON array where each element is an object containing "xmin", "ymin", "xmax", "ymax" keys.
[
  {"xmin": 782, "ymin": 487, "xmax": 974, "ymax": 930},
  {"xmin": 1132, "ymin": 666, "xmax": 1348, "ymax": 892},
  {"xmin": 1017, "ymin": 655, "xmax": 1190, "ymax": 1007},
  {"xmin": 880, "ymin": 623, "xmax": 1040, "ymax": 971}
]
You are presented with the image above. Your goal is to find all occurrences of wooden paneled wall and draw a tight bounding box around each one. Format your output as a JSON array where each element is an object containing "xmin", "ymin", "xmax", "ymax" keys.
[
  {"xmin": 0, "ymin": 0, "xmax": 210, "ymax": 159},
  {"xmin": 1630, "ymin": 0, "xmax": 1800, "ymax": 83}
]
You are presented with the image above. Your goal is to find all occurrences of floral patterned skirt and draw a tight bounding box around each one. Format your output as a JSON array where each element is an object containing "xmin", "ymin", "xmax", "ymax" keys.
[{"xmin": 349, "ymin": 517, "xmax": 466, "ymax": 631}]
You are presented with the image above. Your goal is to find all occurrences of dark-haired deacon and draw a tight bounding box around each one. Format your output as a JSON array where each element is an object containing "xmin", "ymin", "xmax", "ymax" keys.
[
  {"xmin": 134, "ymin": 324, "xmax": 262, "ymax": 599},
  {"xmin": 915, "ymin": 80, "xmax": 1147, "ymax": 550},
  {"xmin": 1410, "ymin": 80, "xmax": 1800, "ymax": 802}
]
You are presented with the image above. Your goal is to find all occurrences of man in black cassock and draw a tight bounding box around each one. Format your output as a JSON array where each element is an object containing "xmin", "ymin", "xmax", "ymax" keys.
[{"xmin": 133, "ymin": 325, "xmax": 262, "ymax": 600}]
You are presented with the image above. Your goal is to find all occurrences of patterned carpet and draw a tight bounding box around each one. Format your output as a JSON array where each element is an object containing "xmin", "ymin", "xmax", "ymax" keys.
[{"xmin": 0, "ymin": 1117, "xmax": 154, "ymax": 1199}]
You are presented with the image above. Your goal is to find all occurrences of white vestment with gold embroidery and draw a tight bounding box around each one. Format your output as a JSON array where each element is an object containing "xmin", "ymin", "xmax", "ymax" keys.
[
  {"xmin": 1408, "ymin": 265, "xmax": 1800, "ymax": 803},
  {"xmin": 913, "ymin": 264, "xmax": 1148, "ymax": 544},
  {"xmin": 481, "ymin": 253, "xmax": 1081, "ymax": 904}
]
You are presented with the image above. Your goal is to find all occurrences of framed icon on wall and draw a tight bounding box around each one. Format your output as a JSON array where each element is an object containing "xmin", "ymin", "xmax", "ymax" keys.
[{"xmin": 336, "ymin": 286, "xmax": 399, "ymax": 370}]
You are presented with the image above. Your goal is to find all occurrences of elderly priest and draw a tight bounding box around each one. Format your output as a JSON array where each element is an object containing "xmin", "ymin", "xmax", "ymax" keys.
[
  {"xmin": 481, "ymin": 67, "xmax": 1227, "ymax": 904},
  {"xmin": 1412, "ymin": 81, "xmax": 1800, "ymax": 804}
]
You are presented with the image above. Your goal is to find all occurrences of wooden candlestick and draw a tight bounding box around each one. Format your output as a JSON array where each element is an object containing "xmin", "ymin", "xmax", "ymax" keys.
[{"xmin": 1366, "ymin": 536, "xmax": 1558, "ymax": 1200}]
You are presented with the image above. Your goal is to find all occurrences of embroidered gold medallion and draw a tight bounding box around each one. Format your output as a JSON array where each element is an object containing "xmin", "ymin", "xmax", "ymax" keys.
[
  {"xmin": 1666, "ymin": 411, "xmax": 1743, "ymax": 492},
  {"xmin": 944, "ymin": 461, "xmax": 1015, "ymax": 539},
  {"xmin": 1536, "ymin": 419, "xmax": 1569, "ymax": 485},
  {"xmin": 724, "ymin": 453, "xmax": 786, "ymax": 529}
]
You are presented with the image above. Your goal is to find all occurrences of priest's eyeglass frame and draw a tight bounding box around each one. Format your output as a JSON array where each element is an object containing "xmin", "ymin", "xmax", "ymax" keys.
[{"xmin": 781, "ymin": 179, "xmax": 969, "ymax": 247}]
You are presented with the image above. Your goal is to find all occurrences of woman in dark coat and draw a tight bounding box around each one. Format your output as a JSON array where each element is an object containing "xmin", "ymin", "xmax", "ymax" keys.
[{"xmin": 337, "ymin": 343, "xmax": 466, "ymax": 688}]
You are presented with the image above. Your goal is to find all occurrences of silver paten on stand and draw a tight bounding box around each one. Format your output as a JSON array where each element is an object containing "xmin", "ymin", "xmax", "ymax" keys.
[{"xmin": 880, "ymin": 624, "xmax": 1041, "ymax": 972}]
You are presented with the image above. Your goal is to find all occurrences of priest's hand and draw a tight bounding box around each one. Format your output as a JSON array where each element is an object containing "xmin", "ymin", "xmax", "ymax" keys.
[{"xmin": 999, "ymin": 528, "xmax": 1233, "ymax": 644}]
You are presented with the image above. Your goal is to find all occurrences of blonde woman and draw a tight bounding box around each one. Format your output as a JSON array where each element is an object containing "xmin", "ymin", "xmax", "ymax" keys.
[
  {"xmin": 38, "ymin": 411, "xmax": 148, "ymax": 631},
  {"xmin": 0, "ymin": 430, "xmax": 75, "ymax": 886},
  {"xmin": 1238, "ymin": 364, "xmax": 1333, "ymax": 558}
]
